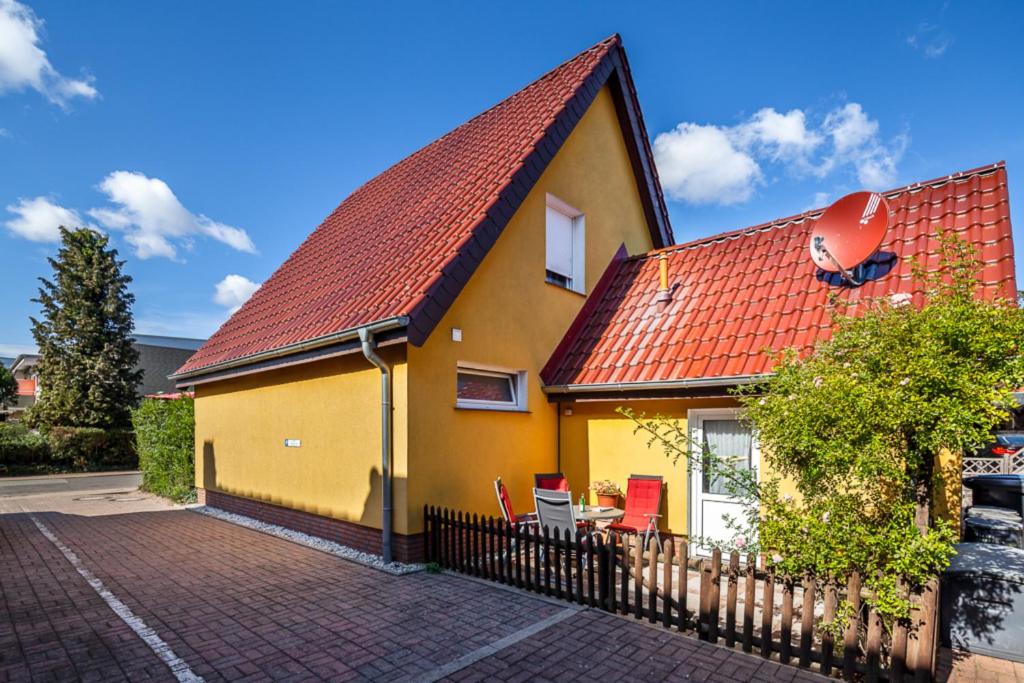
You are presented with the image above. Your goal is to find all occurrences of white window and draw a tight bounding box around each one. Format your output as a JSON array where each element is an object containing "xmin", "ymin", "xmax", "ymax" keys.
[
  {"xmin": 456, "ymin": 364, "xmax": 527, "ymax": 411},
  {"xmin": 545, "ymin": 194, "xmax": 585, "ymax": 293}
]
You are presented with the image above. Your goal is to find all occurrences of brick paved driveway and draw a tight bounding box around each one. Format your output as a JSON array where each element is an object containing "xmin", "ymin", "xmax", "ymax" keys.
[{"xmin": 0, "ymin": 509, "xmax": 825, "ymax": 682}]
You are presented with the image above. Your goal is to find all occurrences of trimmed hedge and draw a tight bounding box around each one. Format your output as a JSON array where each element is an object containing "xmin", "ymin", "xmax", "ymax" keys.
[
  {"xmin": 0, "ymin": 422, "xmax": 137, "ymax": 473},
  {"xmin": 132, "ymin": 397, "xmax": 195, "ymax": 503},
  {"xmin": 0, "ymin": 424, "xmax": 49, "ymax": 468},
  {"xmin": 46, "ymin": 426, "xmax": 137, "ymax": 470}
]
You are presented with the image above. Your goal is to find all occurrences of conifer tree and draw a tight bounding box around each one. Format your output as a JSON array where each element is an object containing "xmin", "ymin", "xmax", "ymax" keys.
[
  {"xmin": 0, "ymin": 365, "xmax": 16, "ymax": 412},
  {"xmin": 28, "ymin": 228, "xmax": 142, "ymax": 430}
]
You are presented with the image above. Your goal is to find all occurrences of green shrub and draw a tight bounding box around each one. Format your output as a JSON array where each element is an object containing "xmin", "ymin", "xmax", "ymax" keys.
[
  {"xmin": 0, "ymin": 430, "xmax": 49, "ymax": 468},
  {"xmin": 132, "ymin": 397, "xmax": 195, "ymax": 502},
  {"xmin": 45, "ymin": 426, "xmax": 137, "ymax": 470}
]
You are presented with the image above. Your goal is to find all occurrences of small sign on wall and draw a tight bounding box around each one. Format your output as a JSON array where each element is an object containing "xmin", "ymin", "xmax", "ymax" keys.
[{"xmin": 284, "ymin": 439, "xmax": 301, "ymax": 448}]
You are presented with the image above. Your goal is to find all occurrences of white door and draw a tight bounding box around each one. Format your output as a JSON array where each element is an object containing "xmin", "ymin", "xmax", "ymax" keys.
[{"xmin": 689, "ymin": 409, "xmax": 758, "ymax": 555}]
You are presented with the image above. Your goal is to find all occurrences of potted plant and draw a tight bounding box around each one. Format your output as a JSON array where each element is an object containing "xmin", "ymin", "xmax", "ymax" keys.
[{"xmin": 590, "ymin": 480, "xmax": 622, "ymax": 508}]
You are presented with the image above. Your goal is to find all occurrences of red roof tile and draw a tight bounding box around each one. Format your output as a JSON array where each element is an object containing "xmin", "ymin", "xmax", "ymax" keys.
[
  {"xmin": 176, "ymin": 35, "xmax": 671, "ymax": 378},
  {"xmin": 543, "ymin": 163, "xmax": 1015, "ymax": 390}
]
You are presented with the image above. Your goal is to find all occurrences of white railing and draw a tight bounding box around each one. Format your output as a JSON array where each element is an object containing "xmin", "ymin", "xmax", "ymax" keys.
[{"xmin": 963, "ymin": 451, "xmax": 1024, "ymax": 476}]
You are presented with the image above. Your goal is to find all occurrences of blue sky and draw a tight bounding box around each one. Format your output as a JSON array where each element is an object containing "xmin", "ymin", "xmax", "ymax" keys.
[{"xmin": 1, "ymin": 1, "xmax": 1022, "ymax": 356}]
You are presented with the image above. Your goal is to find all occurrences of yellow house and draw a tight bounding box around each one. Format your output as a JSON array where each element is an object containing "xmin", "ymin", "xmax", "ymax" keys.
[{"xmin": 173, "ymin": 34, "xmax": 1016, "ymax": 562}]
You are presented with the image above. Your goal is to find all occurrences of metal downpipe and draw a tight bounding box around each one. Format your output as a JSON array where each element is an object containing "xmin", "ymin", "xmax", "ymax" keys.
[{"xmin": 359, "ymin": 328, "xmax": 393, "ymax": 564}]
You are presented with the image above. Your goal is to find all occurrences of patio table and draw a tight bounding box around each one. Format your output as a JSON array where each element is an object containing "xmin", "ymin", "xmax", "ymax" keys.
[{"xmin": 578, "ymin": 506, "xmax": 624, "ymax": 522}]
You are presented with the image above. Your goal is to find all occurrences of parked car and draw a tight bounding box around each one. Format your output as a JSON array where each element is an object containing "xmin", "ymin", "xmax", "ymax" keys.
[{"xmin": 975, "ymin": 431, "xmax": 1024, "ymax": 458}]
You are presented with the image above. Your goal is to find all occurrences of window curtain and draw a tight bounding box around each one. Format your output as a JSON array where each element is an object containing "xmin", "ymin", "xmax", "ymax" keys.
[{"xmin": 702, "ymin": 419, "xmax": 752, "ymax": 495}]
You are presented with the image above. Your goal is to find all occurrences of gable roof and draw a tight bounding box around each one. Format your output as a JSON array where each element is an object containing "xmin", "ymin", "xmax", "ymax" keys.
[
  {"xmin": 174, "ymin": 35, "xmax": 672, "ymax": 380},
  {"xmin": 542, "ymin": 162, "xmax": 1015, "ymax": 395}
]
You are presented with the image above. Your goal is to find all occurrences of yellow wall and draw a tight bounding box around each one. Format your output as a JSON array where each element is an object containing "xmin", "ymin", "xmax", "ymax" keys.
[
  {"xmin": 405, "ymin": 85, "xmax": 655, "ymax": 528},
  {"xmin": 559, "ymin": 398, "xmax": 741, "ymax": 535},
  {"xmin": 193, "ymin": 345, "xmax": 412, "ymax": 534}
]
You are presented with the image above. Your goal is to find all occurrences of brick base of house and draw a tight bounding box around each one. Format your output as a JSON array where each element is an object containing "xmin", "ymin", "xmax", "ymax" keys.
[{"xmin": 196, "ymin": 488, "xmax": 425, "ymax": 564}]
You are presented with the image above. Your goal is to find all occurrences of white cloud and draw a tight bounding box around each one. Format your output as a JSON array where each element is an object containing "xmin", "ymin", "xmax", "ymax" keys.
[
  {"xmin": 4, "ymin": 195, "xmax": 86, "ymax": 242},
  {"xmin": 822, "ymin": 103, "xmax": 908, "ymax": 188},
  {"xmin": 653, "ymin": 123, "xmax": 761, "ymax": 205},
  {"xmin": 88, "ymin": 171, "xmax": 256, "ymax": 260},
  {"xmin": 654, "ymin": 102, "xmax": 906, "ymax": 205},
  {"xmin": 907, "ymin": 23, "xmax": 952, "ymax": 59},
  {"xmin": 0, "ymin": 0, "xmax": 97, "ymax": 106},
  {"xmin": 732, "ymin": 108, "xmax": 823, "ymax": 165},
  {"xmin": 213, "ymin": 274, "xmax": 260, "ymax": 313}
]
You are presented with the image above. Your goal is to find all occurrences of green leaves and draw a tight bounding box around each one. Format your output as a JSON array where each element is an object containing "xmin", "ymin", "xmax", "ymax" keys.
[
  {"xmin": 132, "ymin": 397, "xmax": 195, "ymax": 503},
  {"xmin": 0, "ymin": 365, "xmax": 15, "ymax": 409},
  {"xmin": 27, "ymin": 228, "xmax": 142, "ymax": 431}
]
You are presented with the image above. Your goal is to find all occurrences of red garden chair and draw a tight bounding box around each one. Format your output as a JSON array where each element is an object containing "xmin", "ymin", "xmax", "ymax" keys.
[
  {"xmin": 493, "ymin": 477, "xmax": 537, "ymax": 528},
  {"xmin": 534, "ymin": 472, "xmax": 569, "ymax": 492},
  {"xmin": 607, "ymin": 474, "xmax": 663, "ymax": 551}
]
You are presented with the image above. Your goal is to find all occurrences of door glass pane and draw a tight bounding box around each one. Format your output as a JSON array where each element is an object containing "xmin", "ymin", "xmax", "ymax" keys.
[{"xmin": 702, "ymin": 419, "xmax": 752, "ymax": 495}]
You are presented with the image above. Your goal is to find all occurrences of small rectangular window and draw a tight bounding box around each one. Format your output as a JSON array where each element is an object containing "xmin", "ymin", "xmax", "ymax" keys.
[
  {"xmin": 456, "ymin": 365, "xmax": 526, "ymax": 411},
  {"xmin": 545, "ymin": 194, "xmax": 585, "ymax": 293}
]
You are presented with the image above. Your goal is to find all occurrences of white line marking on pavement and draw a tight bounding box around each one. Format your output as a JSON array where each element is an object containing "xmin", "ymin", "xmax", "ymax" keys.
[
  {"xmin": 30, "ymin": 515, "xmax": 204, "ymax": 683},
  {"xmin": 412, "ymin": 606, "xmax": 579, "ymax": 682}
]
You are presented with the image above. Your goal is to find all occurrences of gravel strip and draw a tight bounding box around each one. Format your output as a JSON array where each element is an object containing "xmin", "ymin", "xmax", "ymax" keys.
[{"xmin": 190, "ymin": 505, "xmax": 425, "ymax": 575}]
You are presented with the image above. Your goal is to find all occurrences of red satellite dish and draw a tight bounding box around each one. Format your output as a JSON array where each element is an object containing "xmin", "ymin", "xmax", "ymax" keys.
[{"xmin": 809, "ymin": 191, "xmax": 890, "ymax": 283}]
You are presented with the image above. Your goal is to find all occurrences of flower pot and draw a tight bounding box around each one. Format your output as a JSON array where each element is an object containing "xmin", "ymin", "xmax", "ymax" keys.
[{"xmin": 597, "ymin": 493, "xmax": 619, "ymax": 508}]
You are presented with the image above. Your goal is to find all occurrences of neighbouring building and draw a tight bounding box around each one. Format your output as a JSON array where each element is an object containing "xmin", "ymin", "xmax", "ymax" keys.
[
  {"xmin": 4, "ymin": 354, "xmax": 41, "ymax": 421},
  {"xmin": 172, "ymin": 35, "xmax": 1015, "ymax": 562},
  {"xmin": 1, "ymin": 335, "xmax": 205, "ymax": 420}
]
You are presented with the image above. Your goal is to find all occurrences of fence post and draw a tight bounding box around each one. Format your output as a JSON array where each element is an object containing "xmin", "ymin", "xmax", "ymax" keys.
[
  {"xmin": 620, "ymin": 532, "xmax": 630, "ymax": 615},
  {"xmin": 647, "ymin": 537, "xmax": 659, "ymax": 623},
  {"xmin": 471, "ymin": 514, "xmax": 480, "ymax": 577},
  {"xmin": 725, "ymin": 551, "xmax": 739, "ymax": 647},
  {"xmin": 780, "ymin": 578, "xmax": 794, "ymax": 664},
  {"xmin": 424, "ymin": 505, "xmax": 431, "ymax": 563},
  {"xmin": 821, "ymin": 581, "xmax": 838, "ymax": 676},
  {"xmin": 761, "ymin": 562, "xmax": 774, "ymax": 658},
  {"xmin": 698, "ymin": 558, "xmax": 710, "ymax": 640},
  {"xmin": 743, "ymin": 553, "xmax": 756, "ymax": 652},
  {"xmin": 557, "ymin": 528, "xmax": 565, "ymax": 598},
  {"xmin": 597, "ymin": 534, "xmax": 609, "ymax": 611},
  {"xmin": 708, "ymin": 548, "xmax": 722, "ymax": 642},
  {"xmin": 575, "ymin": 529, "xmax": 585, "ymax": 605},
  {"xmin": 633, "ymin": 535, "xmax": 644, "ymax": 620},
  {"xmin": 542, "ymin": 525, "xmax": 551, "ymax": 595},
  {"xmin": 456, "ymin": 511, "xmax": 464, "ymax": 572},
  {"xmin": 799, "ymin": 576, "xmax": 815, "ymax": 668},
  {"xmin": 533, "ymin": 524, "xmax": 542, "ymax": 592},
  {"xmin": 587, "ymin": 530, "xmax": 597, "ymax": 608},
  {"xmin": 607, "ymin": 532, "xmax": 617, "ymax": 613},
  {"xmin": 662, "ymin": 538, "xmax": 674, "ymax": 628},
  {"xmin": 914, "ymin": 579, "xmax": 939, "ymax": 683},
  {"xmin": 677, "ymin": 540, "xmax": 688, "ymax": 632},
  {"xmin": 842, "ymin": 572, "xmax": 862, "ymax": 680},
  {"xmin": 443, "ymin": 508, "xmax": 452, "ymax": 569},
  {"xmin": 866, "ymin": 605, "xmax": 883, "ymax": 683},
  {"xmin": 564, "ymin": 528, "xmax": 574, "ymax": 603}
]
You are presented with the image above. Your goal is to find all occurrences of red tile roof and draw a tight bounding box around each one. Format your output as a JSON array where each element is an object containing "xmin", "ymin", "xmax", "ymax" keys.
[
  {"xmin": 543, "ymin": 163, "xmax": 1015, "ymax": 391},
  {"xmin": 176, "ymin": 35, "xmax": 671, "ymax": 378}
]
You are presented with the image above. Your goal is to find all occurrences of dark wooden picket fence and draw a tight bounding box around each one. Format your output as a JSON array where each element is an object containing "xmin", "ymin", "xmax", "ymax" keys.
[{"xmin": 423, "ymin": 505, "xmax": 940, "ymax": 682}]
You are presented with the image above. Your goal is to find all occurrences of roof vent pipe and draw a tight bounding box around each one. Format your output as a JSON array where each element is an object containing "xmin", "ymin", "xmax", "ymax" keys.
[
  {"xmin": 359, "ymin": 328, "xmax": 393, "ymax": 565},
  {"xmin": 655, "ymin": 253, "xmax": 672, "ymax": 303}
]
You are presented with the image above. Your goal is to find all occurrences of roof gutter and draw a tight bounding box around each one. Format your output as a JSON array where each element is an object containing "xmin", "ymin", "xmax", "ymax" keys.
[
  {"xmin": 170, "ymin": 316, "xmax": 409, "ymax": 381},
  {"xmin": 542, "ymin": 373, "xmax": 772, "ymax": 396}
]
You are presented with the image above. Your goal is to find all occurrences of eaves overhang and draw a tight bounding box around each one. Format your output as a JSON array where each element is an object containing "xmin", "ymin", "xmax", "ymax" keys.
[{"xmin": 170, "ymin": 316, "xmax": 409, "ymax": 386}]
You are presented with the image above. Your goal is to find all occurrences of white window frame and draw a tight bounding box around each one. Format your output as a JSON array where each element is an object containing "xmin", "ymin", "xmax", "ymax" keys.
[
  {"xmin": 545, "ymin": 193, "xmax": 586, "ymax": 294},
  {"xmin": 455, "ymin": 363, "xmax": 528, "ymax": 412}
]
